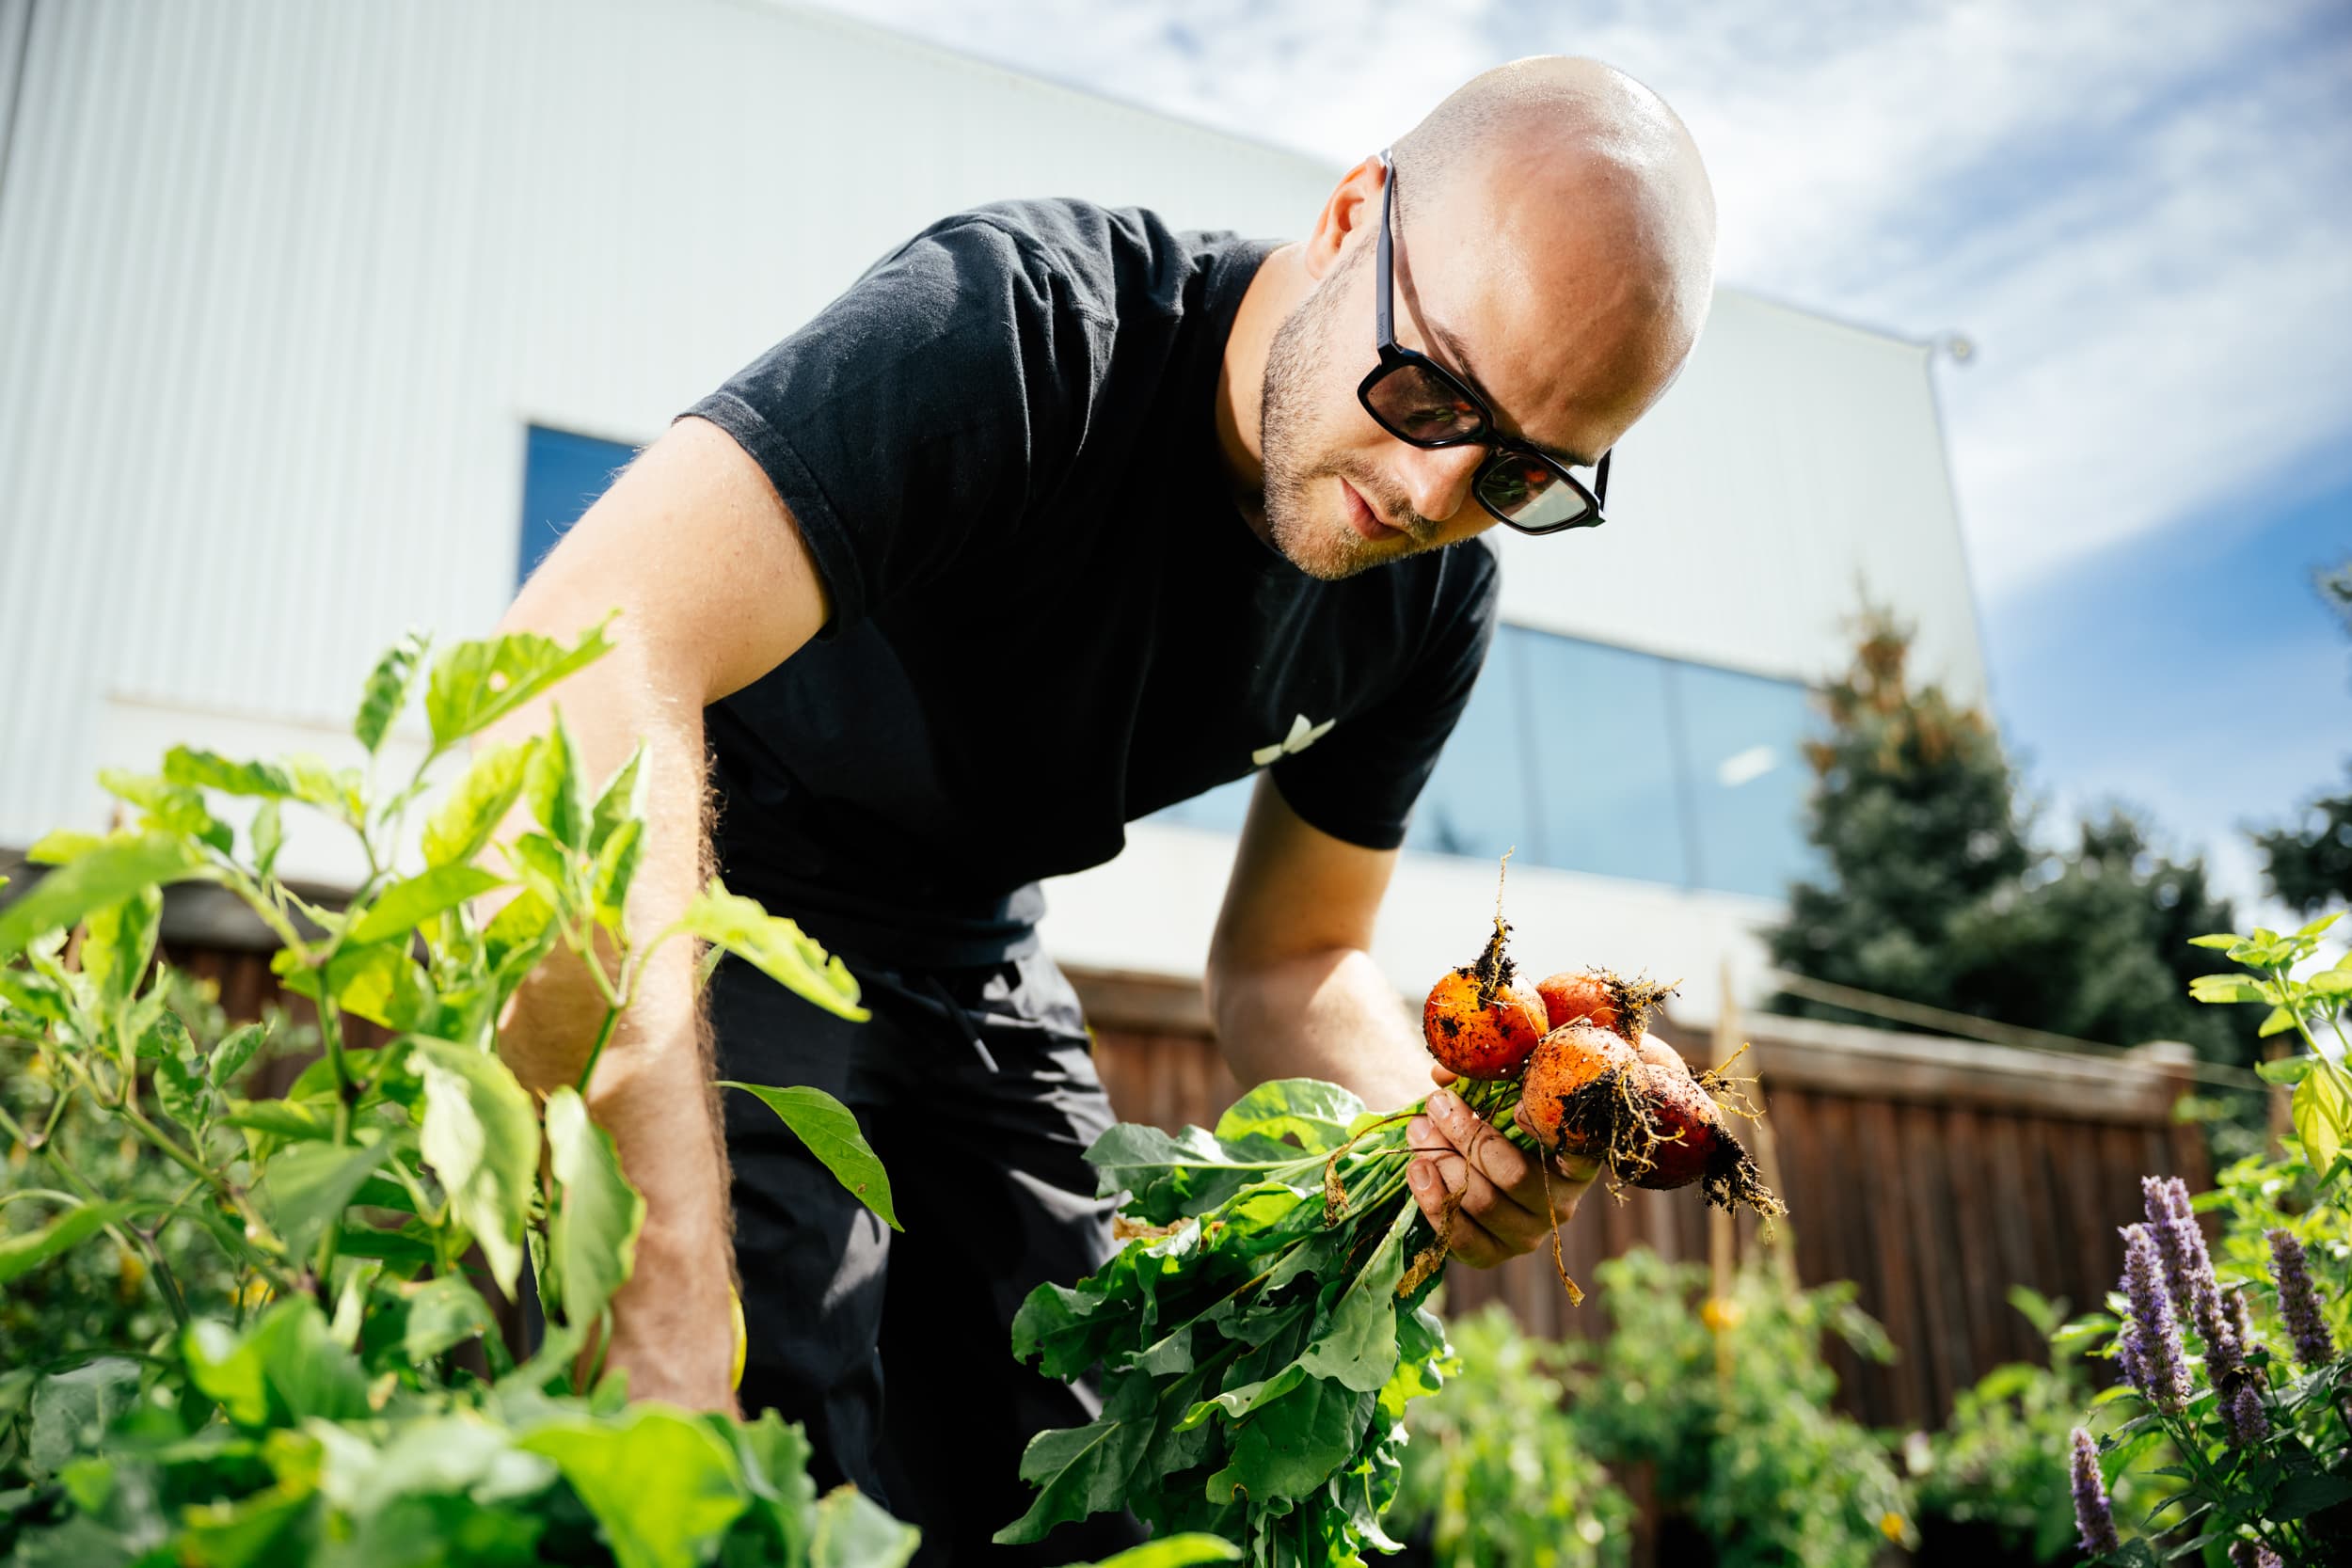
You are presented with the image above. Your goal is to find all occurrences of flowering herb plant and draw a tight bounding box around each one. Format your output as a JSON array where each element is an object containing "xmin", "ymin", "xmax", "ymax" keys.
[{"xmin": 2068, "ymin": 915, "xmax": 2352, "ymax": 1566}]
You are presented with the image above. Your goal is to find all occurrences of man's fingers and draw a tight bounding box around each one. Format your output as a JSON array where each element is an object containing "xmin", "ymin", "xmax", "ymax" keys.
[
  {"xmin": 1406, "ymin": 1156, "xmax": 1512, "ymax": 1268},
  {"xmin": 1421, "ymin": 1088, "xmax": 1533, "ymax": 1196}
]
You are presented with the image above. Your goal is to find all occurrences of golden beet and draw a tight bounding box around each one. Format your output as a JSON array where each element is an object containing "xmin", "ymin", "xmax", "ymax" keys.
[
  {"xmin": 1422, "ymin": 966, "xmax": 1549, "ymax": 1080},
  {"xmin": 1514, "ymin": 1022, "xmax": 1635, "ymax": 1156}
]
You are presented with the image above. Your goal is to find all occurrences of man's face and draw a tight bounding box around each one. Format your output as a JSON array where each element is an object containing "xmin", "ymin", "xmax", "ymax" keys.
[{"xmin": 1256, "ymin": 166, "xmax": 1682, "ymax": 582}]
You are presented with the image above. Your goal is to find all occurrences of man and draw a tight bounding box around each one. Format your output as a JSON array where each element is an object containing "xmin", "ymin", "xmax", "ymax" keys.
[{"xmin": 488, "ymin": 54, "xmax": 1714, "ymax": 1561}]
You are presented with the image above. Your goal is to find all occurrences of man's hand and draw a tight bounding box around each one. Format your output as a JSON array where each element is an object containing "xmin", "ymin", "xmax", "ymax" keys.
[{"xmin": 1406, "ymin": 1035, "xmax": 1691, "ymax": 1267}]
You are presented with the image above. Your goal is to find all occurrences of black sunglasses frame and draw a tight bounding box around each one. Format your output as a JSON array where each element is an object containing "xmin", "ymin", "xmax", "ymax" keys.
[{"xmin": 1355, "ymin": 149, "xmax": 1611, "ymax": 534}]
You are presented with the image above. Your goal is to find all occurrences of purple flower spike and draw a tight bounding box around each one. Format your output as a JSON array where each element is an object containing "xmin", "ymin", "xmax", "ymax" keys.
[
  {"xmin": 2143, "ymin": 1175, "xmax": 2237, "ymax": 1375},
  {"xmin": 2228, "ymin": 1541, "xmax": 2283, "ymax": 1568},
  {"xmin": 2121, "ymin": 1224, "xmax": 2192, "ymax": 1411},
  {"xmin": 2225, "ymin": 1286, "xmax": 2256, "ymax": 1355},
  {"xmin": 2072, "ymin": 1428, "xmax": 2119, "ymax": 1556},
  {"xmin": 2267, "ymin": 1228, "xmax": 2336, "ymax": 1368},
  {"xmin": 2218, "ymin": 1379, "xmax": 2268, "ymax": 1448}
]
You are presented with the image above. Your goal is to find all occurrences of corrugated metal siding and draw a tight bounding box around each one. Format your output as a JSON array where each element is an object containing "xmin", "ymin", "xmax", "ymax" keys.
[{"xmin": 0, "ymin": 0, "xmax": 1980, "ymax": 859}]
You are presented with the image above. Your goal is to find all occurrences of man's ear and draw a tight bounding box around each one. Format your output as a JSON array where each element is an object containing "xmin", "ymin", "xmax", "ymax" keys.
[{"xmin": 1301, "ymin": 154, "xmax": 1388, "ymax": 282}]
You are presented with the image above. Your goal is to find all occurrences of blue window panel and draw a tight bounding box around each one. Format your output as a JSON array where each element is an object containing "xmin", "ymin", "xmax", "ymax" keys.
[
  {"xmin": 1518, "ymin": 633, "xmax": 1692, "ymax": 886},
  {"xmin": 1672, "ymin": 660, "xmax": 1821, "ymax": 899},
  {"xmin": 519, "ymin": 425, "xmax": 639, "ymax": 586},
  {"xmin": 1148, "ymin": 772, "xmax": 1255, "ymax": 834},
  {"xmin": 1404, "ymin": 624, "xmax": 1537, "ymax": 863}
]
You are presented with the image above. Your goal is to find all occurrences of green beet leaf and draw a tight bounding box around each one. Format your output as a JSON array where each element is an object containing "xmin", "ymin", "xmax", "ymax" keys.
[
  {"xmin": 809, "ymin": 1483, "xmax": 922, "ymax": 1568},
  {"xmin": 424, "ymin": 617, "xmax": 617, "ymax": 750},
  {"xmin": 412, "ymin": 1037, "xmax": 541, "ymax": 1295},
  {"xmin": 519, "ymin": 1405, "xmax": 748, "ymax": 1568},
  {"xmin": 993, "ymin": 1378, "xmax": 1161, "ymax": 1545},
  {"xmin": 544, "ymin": 1086, "xmax": 645, "ymax": 1326},
  {"xmin": 720, "ymin": 1083, "xmax": 897, "ymax": 1230},
  {"xmin": 398, "ymin": 1275, "xmax": 500, "ymax": 1363},
  {"xmin": 679, "ymin": 882, "xmax": 867, "ymax": 1022},
  {"xmin": 421, "ymin": 736, "xmax": 540, "ymax": 869},
  {"xmin": 1204, "ymin": 1379, "xmax": 1377, "ymax": 1509},
  {"xmin": 0, "ymin": 832, "xmax": 202, "ymax": 961},
  {"xmin": 352, "ymin": 629, "xmax": 430, "ymax": 755},
  {"xmin": 1212, "ymin": 1079, "xmax": 1367, "ymax": 1158}
]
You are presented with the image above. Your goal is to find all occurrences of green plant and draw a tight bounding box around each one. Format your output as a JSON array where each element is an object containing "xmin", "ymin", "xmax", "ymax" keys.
[
  {"xmin": 2062, "ymin": 917, "xmax": 2351, "ymax": 1566},
  {"xmin": 1567, "ymin": 1248, "xmax": 1912, "ymax": 1568},
  {"xmin": 1386, "ymin": 1304, "xmax": 1629, "ymax": 1568},
  {"xmin": 1909, "ymin": 1287, "xmax": 2176, "ymax": 1563},
  {"xmin": 0, "ymin": 623, "xmax": 914, "ymax": 1566}
]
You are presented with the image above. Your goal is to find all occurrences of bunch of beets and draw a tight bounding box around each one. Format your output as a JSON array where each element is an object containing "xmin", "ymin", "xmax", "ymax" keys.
[{"xmin": 998, "ymin": 910, "xmax": 1783, "ymax": 1565}]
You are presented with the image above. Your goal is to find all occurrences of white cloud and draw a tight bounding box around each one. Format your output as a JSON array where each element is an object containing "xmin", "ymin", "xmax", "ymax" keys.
[{"xmin": 806, "ymin": 0, "xmax": 2352, "ymax": 598}]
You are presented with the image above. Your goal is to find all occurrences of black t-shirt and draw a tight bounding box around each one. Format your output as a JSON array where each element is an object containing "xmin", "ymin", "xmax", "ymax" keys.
[{"xmin": 678, "ymin": 199, "xmax": 1499, "ymax": 967}]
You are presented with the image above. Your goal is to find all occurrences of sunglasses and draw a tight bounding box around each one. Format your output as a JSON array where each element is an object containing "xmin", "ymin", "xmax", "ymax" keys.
[{"xmin": 1355, "ymin": 149, "xmax": 1611, "ymax": 534}]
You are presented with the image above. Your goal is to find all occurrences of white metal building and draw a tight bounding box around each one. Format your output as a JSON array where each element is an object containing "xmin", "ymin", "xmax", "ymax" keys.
[{"xmin": 0, "ymin": 0, "xmax": 1983, "ymax": 1022}]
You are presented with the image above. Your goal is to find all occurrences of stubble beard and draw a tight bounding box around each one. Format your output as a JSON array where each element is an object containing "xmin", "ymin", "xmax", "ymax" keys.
[{"xmin": 1256, "ymin": 264, "xmax": 1422, "ymax": 583}]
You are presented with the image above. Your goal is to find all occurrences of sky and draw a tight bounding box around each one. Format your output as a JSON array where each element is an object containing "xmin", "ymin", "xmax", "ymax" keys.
[{"xmin": 807, "ymin": 0, "xmax": 2352, "ymax": 917}]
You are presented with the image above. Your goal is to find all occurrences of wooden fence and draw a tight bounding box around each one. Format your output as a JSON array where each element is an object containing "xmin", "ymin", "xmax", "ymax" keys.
[
  {"xmin": 149, "ymin": 933, "xmax": 2208, "ymax": 1433},
  {"xmin": 1076, "ymin": 967, "xmax": 2210, "ymax": 1434}
]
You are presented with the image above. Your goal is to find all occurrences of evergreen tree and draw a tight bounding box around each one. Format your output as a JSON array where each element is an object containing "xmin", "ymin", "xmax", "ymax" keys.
[{"xmin": 1764, "ymin": 611, "xmax": 2247, "ymax": 1067}]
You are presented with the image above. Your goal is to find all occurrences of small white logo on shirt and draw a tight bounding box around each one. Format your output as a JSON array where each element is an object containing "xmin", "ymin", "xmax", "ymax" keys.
[{"xmin": 1252, "ymin": 713, "xmax": 1336, "ymax": 768}]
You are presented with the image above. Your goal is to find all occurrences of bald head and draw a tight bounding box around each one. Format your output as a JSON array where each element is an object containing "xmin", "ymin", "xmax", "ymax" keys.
[{"xmin": 1390, "ymin": 56, "xmax": 1717, "ymax": 433}]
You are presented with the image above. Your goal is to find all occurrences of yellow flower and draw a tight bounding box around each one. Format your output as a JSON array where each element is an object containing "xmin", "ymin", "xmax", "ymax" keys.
[
  {"xmin": 1700, "ymin": 1296, "xmax": 1745, "ymax": 1333},
  {"xmin": 1879, "ymin": 1512, "xmax": 1907, "ymax": 1543}
]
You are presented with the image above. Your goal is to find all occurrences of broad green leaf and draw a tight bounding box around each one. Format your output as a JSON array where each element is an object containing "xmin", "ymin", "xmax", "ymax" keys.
[
  {"xmin": 314, "ymin": 1411, "xmax": 553, "ymax": 1523},
  {"xmin": 421, "ymin": 736, "xmax": 538, "ymax": 869},
  {"xmin": 484, "ymin": 886, "xmax": 556, "ymax": 965},
  {"xmin": 250, "ymin": 798, "xmax": 283, "ymax": 879},
  {"xmin": 282, "ymin": 753, "xmax": 365, "ymax": 825},
  {"xmin": 588, "ymin": 744, "xmax": 646, "ymax": 855},
  {"xmin": 353, "ymin": 629, "xmax": 430, "ymax": 755},
  {"xmin": 423, "ymin": 616, "xmax": 618, "ymax": 749},
  {"xmin": 720, "ymin": 1083, "xmax": 897, "ymax": 1230},
  {"xmin": 545, "ymin": 1086, "xmax": 645, "ymax": 1326},
  {"xmin": 1072, "ymin": 1536, "xmax": 1244, "ymax": 1568},
  {"xmin": 0, "ymin": 833, "xmax": 203, "ymax": 961},
  {"xmin": 993, "ymin": 1384, "xmax": 1157, "ymax": 1546},
  {"xmin": 398, "ymin": 1275, "xmax": 499, "ymax": 1362},
  {"xmin": 808, "ymin": 1483, "xmax": 920, "ymax": 1568},
  {"xmin": 680, "ymin": 883, "xmax": 866, "ymax": 1022},
  {"xmin": 185, "ymin": 1320, "xmax": 271, "ymax": 1427},
  {"xmin": 590, "ymin": 817, "xmax": 644, "ymax": 934},
  {"xmin": 24, "ymin": 829, "xmax": 104, "ymax": 864},
  {"xmin": 1296, "ymin": 1202, "xmax": 1416, "ymax": 1392},
  {"xmin": 80, "ymin": 885, "xmax": 163, "ymax": 1007},
  {"xmin": 152, "ymin": 1033, "xmax": 212, "ymax": 1134},
  {"xmin": 2292, "ymin": 1067, "xmax": 2349, "ymax": 1174},
  {"xmin": 525, "ymin": 707, "xmax": 591, "ymax": 850},
  {"xmin": 185, "ymin": 1299, "xmax": 369, "ymax": 1430},
  {"xmin": 265, "ymin": 1139, "xmax": 396, "ymax": 1263},
  {"xmin": 212, "ymin": 1022, "xmax": 270, "ymax": 1087},
  {"xmin": 518, "ymin": 1405, "xmax": 747, "ymax": 1568},
  {"xmin": 0, "ymin": 1201, "xmax": 133, "ymax": 1285},
  {"xmin": 412, "ymin": 1037, "xmax": 540, "ymax": 1294},
  {"xmin": 2312, "ymin": 970, "xmax": 2352, "ymax": 999},
  {"xmin": 715, "ymin": 1411, "xmax": 819, "ymax": 1563},
  {"xmin": 2271, "ymin": 1472, "xmax": 2352, "ymax": 1521},
  {"xmin": 2187, "ymin": 974, "xmax": 2265, "ymax": 1005},
  {"xmin": 1204, "ymin": 1378, "xmax": 1376, "ymax": 1507},
  {"xmin": 224, "ymin": 1097, "xmax": 333, "ymax": 1144},
  {"xmin": 2295, "ymin": 911, "xmax": 2344, "ymax": 941},
  {"xmin": 27, "ymin": 1358, "xmax": 142, "ymax": 1475},
  {"xmin": 2259, "ymin": 1055, "xmax": 2317, "ymax": 1086},
  {"xmin": 1081, "ymin": 1122, "xmax": 1311, "ymax": 1225},
  {"xmin": 161, "ymin": 746, "xmax": 295, "ymax": 799},
  {"xmin": 2259, "ymin": 1005, "xmax": 2298, "ymax": 1037},
  {"xmin": 504, "ymin": 831, "xmax": 574, "ymax": 913},
  {"xmin": 97, "ymin": 769, "xmax": 233, "ymax": 852},
  {"xmin": 1214, "ymin": 1078, "xmax": 1368, "ymax": 1156},
  {"xmin": 348, "ymin": 864, "xmax": 504, "ymax": 945}
]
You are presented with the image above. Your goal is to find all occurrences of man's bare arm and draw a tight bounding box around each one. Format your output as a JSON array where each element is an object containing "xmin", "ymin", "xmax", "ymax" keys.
[{"xmin": 481, "ymin": 415, "xmax": 827, "ymax": 1411}]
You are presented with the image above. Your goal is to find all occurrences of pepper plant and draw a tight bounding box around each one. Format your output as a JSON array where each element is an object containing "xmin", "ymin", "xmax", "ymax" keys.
[{"xmin": 0, "ymin": 621, "xmax": 912, "ymax": 1566}]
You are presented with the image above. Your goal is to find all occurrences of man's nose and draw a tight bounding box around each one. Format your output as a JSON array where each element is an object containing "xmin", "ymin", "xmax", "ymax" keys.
[{"xmin": 1393, "ymin": 443, "xmax": 1487, "ymax": 528}]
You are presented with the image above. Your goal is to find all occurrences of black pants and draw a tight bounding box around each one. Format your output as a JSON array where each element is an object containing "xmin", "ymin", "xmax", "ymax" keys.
[{"xmin": 710, "ymin": 947, "xmax": 1149, "ymax": 1566}]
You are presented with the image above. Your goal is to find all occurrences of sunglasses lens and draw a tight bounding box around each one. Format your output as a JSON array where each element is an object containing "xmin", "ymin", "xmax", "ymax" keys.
[
  {"xmin": 1364, "ymin": 361, "xmax": 1486, "ymax": 445},
  {"xmin": 1478, "ymin": 454, "xmax": 1594, "ymax": 531}
]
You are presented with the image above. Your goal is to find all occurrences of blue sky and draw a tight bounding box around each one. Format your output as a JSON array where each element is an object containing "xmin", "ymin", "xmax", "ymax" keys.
[{"xmin": 810, "ymin": 0, "xmax": 2352, "ymax": 915}]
